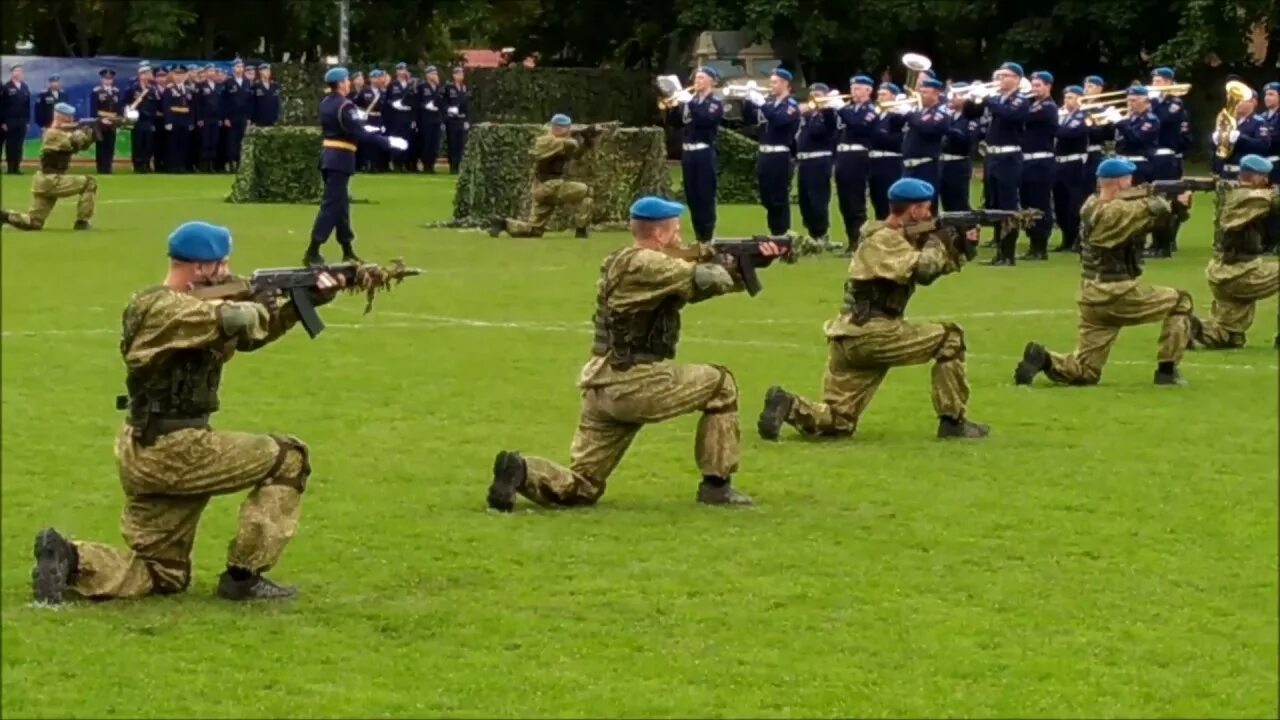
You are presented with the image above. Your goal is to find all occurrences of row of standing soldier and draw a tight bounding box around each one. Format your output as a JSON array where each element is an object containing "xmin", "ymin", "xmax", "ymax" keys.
[{"xmin": 344, "ymin": 63, "xmax": 470, "ymax": 175}]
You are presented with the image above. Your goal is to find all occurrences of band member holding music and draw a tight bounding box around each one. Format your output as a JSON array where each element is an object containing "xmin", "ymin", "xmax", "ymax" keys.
[
  {"xmin": 795, "ymin": 83, "xmax": 838, "ymax": 247},
  {"xmin": 1212, "ymin": 89, "xmax": 1268, "ymax": 180},
  {"xmin": 968, "ymin": 61, "xmax": 1029, "ymax": 266},
  {"xmin": 1148, "ymin": 67, "xmax": 1193, "ymax": 258},
  {"xmin": 834, "ymin": 75, "xmax": 878, "ymax": 250},
  {"xmin": 1016, "ymin": 70, "xmax": 1057, "ymax": 260},
  {"xmin": 869, "ymin": 82, "xmax": 907, "ymax": 220},
  {"xmin": 1083, "ymin": 75, "xmax": 1109, "ymax": 182},
  {"xmin": 1113, "ymin": 87, "xmax": 1159, "ymax": 184},
  {"xmin": 665, "ymin": 66, "xmax": 724, "ymax": 243},
  {"xmin": 743, "ymin": 68, "xmax": 800, "ymax": 236},
  {"xmin": 940, "ymin": 83, "xmax": 981, "ymax": 212},
  {"xmin": 902, "ymin": 78, "xmax": 947, "ymax": 211},
  {"xmin": 1053, "ymin": 85, "xmax": 1090, "ymax": 253}
]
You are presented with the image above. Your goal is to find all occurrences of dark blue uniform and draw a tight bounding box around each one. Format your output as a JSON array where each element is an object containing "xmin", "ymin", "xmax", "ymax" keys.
[
  {"xmin": 978, "ymin": 90, "xmax": 1028, "ymax": 263},
  {"xmin": 667, "ymin": 92, "xmax": 723, "ymax": 242},
  {"xmin": 89, "ymin": 83, "xmax": 122, "ymax": 173},
  {"xmin": 834, "ymin": 100, "xmax": 878, "ymax": 247},
  {"xmin": 308, "ymin": 93, "xmax": 396, "ymax": 259},
  {"xmin": 385, "ymin": 79, "xmax": 415, "ymax": 171},
  {"xmin": 1053, "ymin": 108, "xmax": 1089, "ymax": 251},
  {"xmin": 34, "ymin": 87, "xmax": 63, "ymax": 129},
  {"xmin": 162, "ymin": 83, "xmax": 193, "ymax": 173},
  {"xmin": 1018, "ymin": 94, "xmax": 1057, "ymax": 257},
  {"xmin": 744, "ymin": 95, "xmax": 800, "ymax": 235},
  {"xmin": 1216, "ymin": 114, "xmax": 1271, "ymax": 179},
  {"xmin": 868, "ymin": 112, "xmax": 906, "ymax": 220},
  {"xmin": 251, "ymin": 80, "xmax": 280, "ymax": 126},
  {"xmin": 195, "ymin": 80, "xmax": 222, "ymax": 171},
  {"xmin": 442, "ymin": 81, "xmax": 469, "ymax": 173},
  {"xmin": 124, "ymin": 82, "xmax": 159, "ymax": 172},
  {"xmin": 1149, "ymin": 94, "xmax": 1192, "ymax": 255},
  {"xmin": 1113, "ymin": 109, "xmax": 1159, "ymax": 185},
  {"xmin": 415, "ymin": 81, "xmax": 444, "ymax": 172},
  {"xmin": 221, "ymin": 75, "xmax": 252, "ymax": 170},
  {"xmin": 902, "ymin": 102, "xmax": 948, "ymax": 209},
  {"xmin": 1085, "ymin": 116, "xmax": 1110, "ymax": 182},
  {"xmin": 1, "ymin": 79, "xmax": 31, "ymax": 173},
  {"xmin": 185, "ymin": 80, "xmax": 201, "ymax": 171},
  {"xmin": 1262, "ymin": 106, "xmax": 1280, "ymax": 252},
  {"xmin": 353, "ymin": 86, "xmax": 385, "ymax": 173},
  {"xmin": 940, "ymin": 107, "xmax": 979, "ymax": 212},
  {"xmin": 795, "ymin": 107, "xmax": 837, "ymax": 240}
]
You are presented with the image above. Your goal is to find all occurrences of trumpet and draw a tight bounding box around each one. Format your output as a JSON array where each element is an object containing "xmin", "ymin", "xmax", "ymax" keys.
[
  {"xmin": 806, "ymin": 92, "xmax": 850, "ymax": 111},
  {"xmin": 877, "ymin": 94, "xmax": 921, "ymax": 112},
  {"xmin": 959, "ymin": 76, "xmax": 1032, "ymax": 103},
  {"xmin": 1084, "ymin": 107, "xmax": 1129, "ymax": 127},
  {"xmin": 721, "ymin": 81, "xmax": 762, "ymax": 100},
  {"xmin": 1215, "ymin": 80, "xmax": 1254, "ymax": 160},
  {"xmin": 1085, "ymin": 82, "xmax": 1191, "ymax": 104},
  {"xmin": 658, "ymin": 84, "xmax": 695, "ymax": 110}
]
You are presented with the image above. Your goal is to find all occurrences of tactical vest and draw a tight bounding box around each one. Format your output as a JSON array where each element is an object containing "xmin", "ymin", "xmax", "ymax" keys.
[
  {"xmin": 843, "ymin": 278, "xmax": 914, "ymax": 324},
  {"xmin": 1214, "ymin": 188, "xmax": 1270, "ymax": 263},
  {"xmin": 589, "ymin": 251, "xmax": 685, "ymax": 370},
  {"xmin": 534, "ymin": 152, "xmax": 568, "ymax": 182},
  {"xmin": 1078, "ymin": 202, "xmax": 1142, "ymax": 282},
  {"xmin": 40, "ymin": 147, "xmax": 71, "ymax": 174},
  {"xmin": 119, "ymin": 288, "xmax": 224, "ymax": 444}
]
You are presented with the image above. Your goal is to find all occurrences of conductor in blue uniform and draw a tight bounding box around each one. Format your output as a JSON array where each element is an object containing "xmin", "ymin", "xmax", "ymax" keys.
[{"xmin": 305, "ymin": 67, "xmax": 407, "ymax": 267}]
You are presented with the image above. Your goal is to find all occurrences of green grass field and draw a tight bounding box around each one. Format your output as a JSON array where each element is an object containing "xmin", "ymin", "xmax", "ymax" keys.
[{"xmin": 1, "ymin": 171, "xmax": 1276, "ymax": 718}]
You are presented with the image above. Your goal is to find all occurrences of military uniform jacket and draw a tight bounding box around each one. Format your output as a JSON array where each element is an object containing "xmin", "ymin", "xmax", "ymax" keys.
[
  {"xmin": 416, "ymin": 82, "xmax": 443, "ymax": 124},
  {"xmin": 1055, "ymin": 109, "xmax": 1089, "ymax": 156},
  {"xmin": 252, "ymin": 81, "xmax": 280, "ymax": 126},
  {"xmin": 162, "ymin": 85, "xmax": 192, "ymax": 128},
  {"xmin": 1076, "ymin": 192, "xmax": 1171, "ymax": 299},
  {"xmin": 980, "ymin": 91, "xmax": 1028, "ymax": 148},
  {"xmin": 902, "ymin": 103, "xmax": 948, "ymax": 159},
  {"xmin": 195, "ymin": 81, "xmax": 222, "ymax": 126},
  {"xmin": 1224, "ymin": 114, "xmax": 1271, "ymax": 166},
  {"xmin": 319, "ymin": 92, "xmax": 392, "ymax": 174},
  {"xmin": 385, "ymin": 80, "xmax": 414, "ymax": 129},
  {"xmin": 942, "ymin": 108, "xmax": 979, "ymax": 157},
  {"xmin": 443, "ymin": 82, "xmax": 468, "ymax": 122},
  {"xmin": 872, "ymin": 112, "xmax": 907, "ymax": 154},
  {"xmin": 2, "ymin": 80, "xmax": 31, "ymax": 124},
  {"xmin": 1114, "ymin": 111, "xmax": 1159, "ymax": 159},
  {"xmin": 355, "ymin": 86, "xmax": 383, "ymax": 128},
  {"xmin": 835, "ymin": 101, "xmax": 879, "ymax": 149},
  {"xmin": 667, "ymin": 93, "xmax": 723, "ymax": 146},
  {"xmin": 124, "ymin": 83, "xmax": 161, "ymax": 131},
  {"xmin": 1207, "ymin": 186, "xmax": 1280, "ymax": 283},
  {"xmin": 38, "ymin": 126, "xmax": 95, "ymax": 173},
  {"xmin": 90, "ymin": 84, "xmax": 121, "ymax": 122},
  {"xmin": 34, "ymin": 88, "xmax": 63, "ymax": 128},
  {"xmin": 1020, "ymin": 96, "xmax": 1058, "ymax": 154},
  {"xmin": 222, "ymin": 76, "xmax": 252, "ymax": 122},
  {"xmin": 744, "ymin": 96, "xmax": 800, "ymax": 149},
  {"xmin": 1153, "ymin": 96, "xmax": 1191, "ymax": 154},
  {"xmin": 796, "ymin": 108, "xmax": 838, "ymax": 154}
]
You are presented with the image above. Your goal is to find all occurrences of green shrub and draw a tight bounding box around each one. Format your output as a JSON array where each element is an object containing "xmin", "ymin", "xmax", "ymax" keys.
[
  {"xmin": 451, "ymin": 123, "xmax": 672, "ymax": 229},
  {"xmin": 227, "ymin": 127, "xmax": 322, "ymax": 204}
]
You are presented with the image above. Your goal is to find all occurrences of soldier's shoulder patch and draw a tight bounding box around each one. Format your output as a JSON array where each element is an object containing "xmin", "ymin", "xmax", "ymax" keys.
[
  {"xmin": 1010, "ymin": 96, "xmax": 1026, "ymax": 107},
  {"xmin": 786, "ymin": 105, "xmax": 796, "ymax": 115},
  {"xmin": 968, "ymin": 121, "xmax": 978, "ymax": 130},
  {"xmin": 1068, "ymin": 119, "xmax": 1081, "ymax": 127},
  {"xmin": 865, "ymin": 112, "xmax": 877, "ymax": 121},
  {"xmin": 1261, "ymin": 126, "xmax": 1272, "ymax": 137}
]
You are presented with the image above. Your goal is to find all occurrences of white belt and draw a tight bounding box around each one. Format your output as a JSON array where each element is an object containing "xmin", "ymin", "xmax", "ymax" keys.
[
  {"xmin": 903, "ymin": 157, "xmax": 934, "ymax": 168},
  {"xmin": 1022, "ymin": 151, "xmax": 1053, "ymax": 160},
  {"xmin": 1221, "ymin": 164, "xmax": 1240, "ymax": 173},
  {"xmin": 796, "ymin": 151, "xmax": 832, "ymax": 160},
  {"xmin": 1122, "ymin": 155, "xmax": 1149, "ymax": 162},
  {"xmin": 986, "ymin": 145, "xmax": 1020, "ymax": 155},
  {"xmin": 1154, "ymin": 148, "xmax": 1177, "ymax": 156},
  {"xmin": 758, "ymin": 144, "xmax": 790, "ymax": 154},
  {"xmin": 941, "ymin": 154, "xmax": 967, "ymax": 162},
  {"xmin": 836, "ymin": 143, "xmax": 867, "ymax": 153},
  {"xmin": 869, "ymin": 151, "xmax": 901, "ymax": 159},
  {"xmin": 682, "ymin": 142, "xmax": 710, "ymax": 151},
  {"xmin": 1055, "ymin": 153, "xmax": 1086, "ymax": 163},
  {"xmin": 1087, "ymin": 145, "xmax": 1103, "ymax": 153}
]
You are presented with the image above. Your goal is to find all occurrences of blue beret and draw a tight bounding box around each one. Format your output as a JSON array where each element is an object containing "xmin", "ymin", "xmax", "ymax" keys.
[
  {"xmin": 1126, "ymin": 85, "xmax": 1148, "ymax": 97},
  {"xmin": 168, "ymin": 222, "xmax": 233, "ymax": 262},
  {"xmin": 203, "ymin": 64, "xmax": 215, "ymax": 72},
  {"xmin": 697, "ymin": 65, "xmax": 719, "ymax": 81},
  {"xmin": 351, "ymin": 70, "xmax": 364, "ymax": 78},
  {"xmin": 137, "ymin": 64, "xmax": 151, "ymax": 74},
  {"xmin": 550, "ymin": 113, "xmax": 572, "ymax": 126},
  {"xmin": 1240, "ymin": 154, "xmax": 1274, "ymax": 175},
  {"xmin": 1264, "ymin": 82, "xmax": 1280, "ymax": 93},
  {"xmin": 1031, "ymin": 71, "xmax": 1053, "ymax": 85},
  {"xmin": 880, "ymin": 82, "xmax": 902, "ymax": 95},
  {"xmin": 325, "ymin": 67, "xmax": 350, "ymax": 83},
  {"xmin": 851, "ymin": 74, "xmax": 875, "ymax": 87},
  {"xmin": 888, "ymin": 178, "xmax": 935, "ymax": 203},
  {"xmin": 425, "ymin": 65, "xmax": 439, "ymax": 73},
  {"xmin": 922, "ymin": 69, "xmax": 938, "ymax": 79},
  {"xmin": 99, "ymin": 68, "xmax": 116, "ymax": 78},
  {"xmin": 772, "ymin": 68, "xmax": 793, "ymax": 82},
  {"xmin": 53, "ymin": 103, "xmax": 75, "ymax": 116},
  {"xmin": 233, "ymin": 58, "xmax": 244, "ymax": 66},
  {"xmin": 452, "ymin": 66, "xmax": 464, "ymax": 74},
  {"xmin": 629, "ymin": 196, "xmax": 685, "ymax": 221},
  {"xmin": 1097, "ymin": 158, "xmax": 1136, "ymax": 179},
  {"xmin": 395, "ymin": 62, "xmax": 407, "ymax": 70},
  {"xmin": 999, "ymin": 62, "xmax": 1024, "ymax": 77},
  {"xmin": 921, "ymin": 78, "xmax": 944, "ymax": 90},
  {"xmin": 1064, "ymin": 84, "xmax": 1083, "ymax": 95},
  {"xmin": 258, "ymin": 63, "xmax": 271, "ymax": 71},
  {"xmin": 48, "ymin": 74, "xmax": 60, "ymax": 82},
  {"xmin": 1084, "ymin": 75, "xmax": 1105, "ymax": 87},
  {"xmin": 155, "ymin": 68, "xmax": 167, "ymax": 76},
  {"xmin": 10, "ymin": 64, "xmax": 22, "ymax": 71},
  {"xmin": 185, "ymin": 64, "xmax": 199, "ymax": 72},
  {"xmin": 369, "ymin": 69, "xmax": 385, "ymax": 78},
  {"xmin": 810, "ymin": 82, "xmax": 830, "ymax": 94},
  {"xmin": 1151, "ymin": 67, "xmax": 1175, "ymax": 80}
]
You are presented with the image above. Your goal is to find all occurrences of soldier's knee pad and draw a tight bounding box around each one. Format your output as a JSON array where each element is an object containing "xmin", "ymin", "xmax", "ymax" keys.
[
  {"xmin": 706, "ymin": 364, "xmax": 739, "ymax": 414},
  {"xmin": 1172, "ymin": 290, "xmax": 1193, "ymax": 316},
  {"xmin": 266, "ymin": 434, "xmax": 311, "ymax": 493},
  {"xmin": 935, "ymin": 323, "xmax": 967, "ymax": 362}
]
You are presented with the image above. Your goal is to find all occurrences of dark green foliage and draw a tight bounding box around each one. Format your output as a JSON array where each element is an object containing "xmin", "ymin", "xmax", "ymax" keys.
[
  {"xmin": 272, "ymin": 63, "xmax": 325, "ymax": 127},
  {"xmin": 714, "ymin": 130, "xmax": 760, "ymax": 205},
  {"xmin": 466, "ymin": 67, "xmax": 656, "ymax": 126},
  {"xmin": 451, "ymin": 123, "xmax": 671, "ymax": 229},
  {"xmin": 227, "ymin": 127, "xmax": 322, "ymax": 204}
]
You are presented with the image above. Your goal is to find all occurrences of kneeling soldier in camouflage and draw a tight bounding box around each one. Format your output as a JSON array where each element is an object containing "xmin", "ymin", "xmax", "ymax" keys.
[
  {"xmin": 488, "ymin": 113, "xmax": 594, "ymax": 239},
  {"xmin": 487, "ymin": 196, "xmax": 787, "ymax": 510},
  {"xmin": 32, "ymin": 221, "xmax": 345, "ymax": 605},
  {"xmin": 0, "ymin": 102, "xmax": 97, "ymax": 231},
  {"xmin": 757, "ymin": 177, "xmax": 990, "ymax": 441},
  {"xmin": 1190, "ymin": 154, "xmax": 1279, "ymax": 350},
  {"xmin": 1014, "ymin": 158, "xmax": 1196, "ymax": 386}
]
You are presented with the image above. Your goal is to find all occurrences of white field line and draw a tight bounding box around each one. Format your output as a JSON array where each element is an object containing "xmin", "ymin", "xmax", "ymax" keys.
[{"xmin": 3, "ymin": 308, "xmax": 1276, "ymax": 373}]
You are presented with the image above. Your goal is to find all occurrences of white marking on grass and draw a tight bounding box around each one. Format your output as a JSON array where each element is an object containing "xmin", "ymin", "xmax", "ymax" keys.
[{"xmin": 99, "ymin": 195, "xmax": 222, "ymax": 205}]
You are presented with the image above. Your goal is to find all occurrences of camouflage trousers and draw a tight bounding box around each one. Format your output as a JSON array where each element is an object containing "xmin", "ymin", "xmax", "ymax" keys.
[
  {"xmin": 521, "ymin": 362, "xmax": 740, "ymax": 505},
  {"xmin": 1195, "ymin": 262, "xmax": 1278, "ymax": 349},
  {"xmin": 782, "ymin": 319, "xmax": 970, "ymax": 436},
  {"xmin": 69, "ymin": 425, "xmax": 310, "ymax": 598},
  {"xmin": 1047, "ymin": 284, "xmax": 1193, "ymax": 384},
  {"xmin": 504, "ymin": 179, "xmax": 592, "ymax": 237},
  {"xmin": 5, "ymin": 172, "xmax": 97, "ymax": 230}
]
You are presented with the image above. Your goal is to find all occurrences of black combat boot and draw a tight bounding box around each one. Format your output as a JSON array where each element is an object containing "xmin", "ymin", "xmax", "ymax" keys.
[
  {"xmin": 32, "ymin": 528, "xmax": 78, "ymax": 605},
  {"xmin": 695, "ymin": 477, "xmax": 753, "ymax": 506},
  {"xmin": 303, "ymin": 242, "xmax": 325, "ymax": 267},
  {"xmin": 1153, "ymin": 362, "xmax": 1184, "ymax": 386},
  {"xmin": 1013, "ymin": 341, "xmax": 1049, "ymax": 385},
  {"xmin": 937, "ymin": 416, "xmax": 991, "ymax": 439},
  {"xmin": 488, "ymin": 451, "xmax": 527, "ymax": 512},
  {"xmin": 756, "ymin": 386, "xmax": 795, "ymax": 441},
  {"xmin": 73, "ymin": 220, "xmax": 91, "ymax": 231},
  {"xmin": 0, "ymin": 210, "xmax": 11, "ymax": 226},
  {"xmin": 340, "ymin": 243, "xmax": 362, "ymax": 264},
  {"xmin": 216, "ymin": 568, "xmax": 297, "ymax": 601},
  {"xmin": 487, "ymin": 216, "xmax": 505, "ymax": 238},
  {"xmin": 574, "ymin": 227, "xmax": 589, "ymax": 239}
]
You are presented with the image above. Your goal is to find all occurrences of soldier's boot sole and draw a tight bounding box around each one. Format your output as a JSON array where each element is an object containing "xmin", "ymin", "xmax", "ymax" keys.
[
  {"xmin": 937, "ymin": 417, "xmax": 991, "ymax": 439},
  {"xmin": 488, "ymin": 451, "xmax": 527, "ymax": 512},
  {"xmin": 216, "ymin": 571, "xmax": 298, "ymax": 601},
  {"xmin": 1153, "ymin": 369, "xmax": 1185, "ymax": 386},
  {"xmin": 756, "ymin": 386, "xmax": 795, "ymax": 441},
  {"xmin": 696, "ymin": 482, "xmax": 753, "ymax": 507},
  {"xmin": 32, "ymin": 528, "xmax": 74, "ymax": 606},
  {"xmin": 1014, "ymin": 342, "xmax": 1049, "ymax": 385}
]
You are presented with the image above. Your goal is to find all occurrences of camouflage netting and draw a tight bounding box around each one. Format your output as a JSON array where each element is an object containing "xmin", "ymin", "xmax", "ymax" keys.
[
  {"xmin": 227, "ymin": 127, "xmax": 322, "ymax": 204},
  {"xmin": 450, "ymin": 123, "xmax": 673, "ymax": 229}
]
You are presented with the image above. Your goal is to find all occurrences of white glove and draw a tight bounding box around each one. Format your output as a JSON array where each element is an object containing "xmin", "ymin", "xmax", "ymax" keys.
[
  {"xmin": 825, "ymin": 95, "xmax": 845, "ymax": 110},
  {"xmin": 967, "ymin": 84, "xmax": 990, "ymax": 100},
  {"xmin": 1147, "ymin": 88, "xmax": 1162, "ymax": 101},
  {"xmin": 363, "ymin": 124, "xmax": 381, "ymax": 133},
  {"xmin": 745, "ymin": 80, "xmax": 760, "ymax": 92},
  {"xmin": 425, "ymin": 101, "xmax": 437, "ymax": 111},
  {"xmin": 125, "ymin": 108, "xmax": 139, "ymax": 122},
  {"xmin": 1229, "ymin": 129, "xmax": 1240, "ymax": 143},
  {"xmin": 1104, "ymin": 107, "xmax": 1124, "ymax": 124},
  {"xmin": 747, "ymin": 90, "xmax": 766, "ymax": 106},
  {"xmin": 674, "ymin": 90, "xmax": 693, "ymax": 104},
  {"xmin": 351, "ymin": 109, "xmax": 367, "ymax": 121},
  {"xmin": 892, "ymin": 102, "xmax": 912, "ymax": 115},
  {"xmin": 447, "ymin": 106, "xmax": 459, "ymax": 116},
  {"xmin": 391, "ymin": 99, "xmax": 408, "ymax": 111},
  {"xmin": 1211, "ymin": 130, "xmax": 1221, "ymax": 145},
  {"xmin": 388, "ymin": 136, "xmax": 408, "ymax": 151}
]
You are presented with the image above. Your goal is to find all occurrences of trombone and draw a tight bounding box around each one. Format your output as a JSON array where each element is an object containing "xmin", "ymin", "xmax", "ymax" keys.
[
  {"xmin": 1084, "ymin": 82, "xmax": 1191, "ymax": 104},
  {"xmin": 657, "ymin": 85, "xmax": 695, "ymax": 110},
  {"xmin": 868, "ymin": 52, "xmax": 931, "ymax": 112}
]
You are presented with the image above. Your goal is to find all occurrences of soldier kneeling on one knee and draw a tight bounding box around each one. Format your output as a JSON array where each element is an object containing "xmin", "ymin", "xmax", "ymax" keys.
[{"xmin": 1, "ymin": 102, "xmax": 98, "ymax": 231}]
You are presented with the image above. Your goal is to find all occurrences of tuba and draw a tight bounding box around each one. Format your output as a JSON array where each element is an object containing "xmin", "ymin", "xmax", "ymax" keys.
[
  {"xmin": 1215, "ymin": 80, "xmax": 1254, "ymax": 160},
  {"xmin": 901, "ymin": 52, "xmax": 932, "ymax": 100}
]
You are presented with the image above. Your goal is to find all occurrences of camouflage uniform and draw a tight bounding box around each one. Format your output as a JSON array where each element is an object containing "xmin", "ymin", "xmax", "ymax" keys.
[
  {"xmin": 497, "ymin": 246, "xmax": 746, "ymax": 507},
  {"xmin": 501, "ymin": 132, "xmax": 593, "ymax": 237},
  {"xmin": 68, "ymin": 288, "xmax": 310, "ymax": 599},
  {"xmin": 2, "ymin": 125, "xmax": 97, "ymax": 230},
  {"xmin": 1192, "ymin": 185, "xmax": 1280, "ymax": 349},
  {"xmin": 763, "ymin": 221, "xmax": 975, "ymax": 437},
  {"xmin": 1026, "ymin": 191, "xmax": 1194, "ymax": 385}
]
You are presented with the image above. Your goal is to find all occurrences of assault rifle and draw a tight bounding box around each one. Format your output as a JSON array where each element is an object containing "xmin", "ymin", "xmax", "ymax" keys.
[
  {"xmin": 190, "ymin": 260, "xmax": 422, "ymax": 338},
  {"xmin": 571, "ymin": 121, "xmax": 620, "ymax": 146},
  {"xmin": 1150, "ymin": 176, "xmax": 1218, "ymax": 196},
  {"xmin": 665, "ymin": 236, "xmax": 793, "ymax": 296},
  {"xmin": 906, "ymin": 209, "xmax": 1044, "ymax": 260}
]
